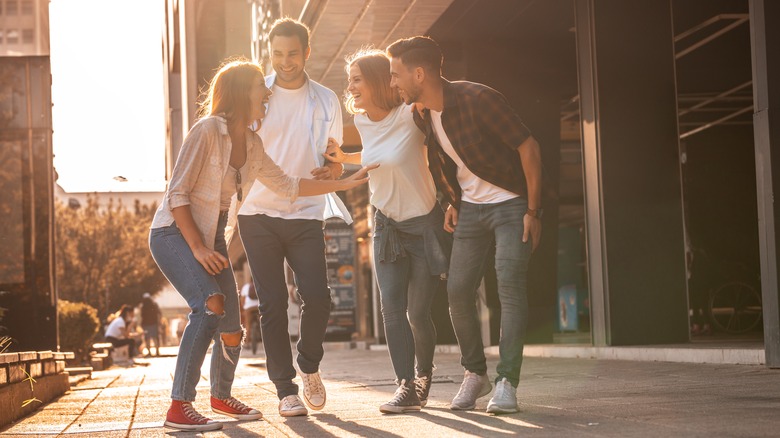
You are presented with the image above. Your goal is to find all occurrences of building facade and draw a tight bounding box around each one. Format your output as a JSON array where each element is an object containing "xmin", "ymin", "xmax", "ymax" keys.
[{"xmin": 162, "ymin": 0, "xmax": 780, "ymax": 367}]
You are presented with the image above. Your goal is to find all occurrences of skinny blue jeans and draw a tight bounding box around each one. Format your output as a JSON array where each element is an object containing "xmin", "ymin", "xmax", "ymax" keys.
[
  {"xmin": 447, "ymin": 197, "xmax": 531, "ymax": 388},
  {"xmin": 374, "ymin": 211, "xmax": 441, "ymax": 382},
  {"xmin": 149, "ymin": 213, "xmax": 242, "ymax": 401}
]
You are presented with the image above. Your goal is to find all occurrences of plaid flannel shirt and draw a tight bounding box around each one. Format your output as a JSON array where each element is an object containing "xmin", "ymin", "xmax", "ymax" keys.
[{"xmin": 413, "ymin": 80, "xmax": 534, "ymax": 210}]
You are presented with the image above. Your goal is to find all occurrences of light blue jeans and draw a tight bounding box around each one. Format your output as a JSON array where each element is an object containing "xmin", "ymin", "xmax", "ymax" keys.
[
  {"xmin": 447, "ymin": 197, "xmax": 531, "ymax": 388},
  {"xmin": 149, "ymin": 213, "xmax": 242, "ymax": 401},
  {"xmin": 374, "ymin": 210, "xmax": 442, "ymax": 382}
]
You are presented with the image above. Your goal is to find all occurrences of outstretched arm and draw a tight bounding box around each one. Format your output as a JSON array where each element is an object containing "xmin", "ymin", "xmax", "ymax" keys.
[
  {"xmin": 323, "ymin": 137, "xmax": 362, "ymax": 165},
  {"xmin": 298, "ymin": 164, "xmax": 378, "ymax": 196}
]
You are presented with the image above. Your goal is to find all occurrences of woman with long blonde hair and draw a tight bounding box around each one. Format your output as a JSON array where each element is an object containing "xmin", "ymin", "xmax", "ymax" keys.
[
  {"xmin": 324, "ymin": 49, "xmax": 450, "ymax": 414},
  {"xmin": 150, "ymin": 58, "xmax": 374, "ymax": 431}
]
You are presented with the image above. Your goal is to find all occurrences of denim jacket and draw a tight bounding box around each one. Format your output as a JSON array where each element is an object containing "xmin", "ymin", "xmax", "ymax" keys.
[{"xmin": 375, "ymin": 205, "xmax": 452, "ymax": 277}]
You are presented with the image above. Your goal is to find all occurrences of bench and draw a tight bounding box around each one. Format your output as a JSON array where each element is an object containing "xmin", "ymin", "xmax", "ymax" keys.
[{"xmin": 89, "ymin": 343, "xmax": 114, "ymax": 370}]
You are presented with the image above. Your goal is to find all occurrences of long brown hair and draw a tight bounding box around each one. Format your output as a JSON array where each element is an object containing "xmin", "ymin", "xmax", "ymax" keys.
[
  {"xmin": 344, "ymin": 49, "xmax": 402, "ymax": 115},
  {"xmin": 199, "ymin": 58, "xmax": 264, "ymax": 126}
]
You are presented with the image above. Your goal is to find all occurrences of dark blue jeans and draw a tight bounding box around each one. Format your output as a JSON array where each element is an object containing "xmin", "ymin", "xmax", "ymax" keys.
[
  {"xmin": 447, "ymin": 197, "xmax": 531, "ymax": 388},
  {"xmin": 238, "ymin": 214, "xmax": 331, "ymax": 399}
]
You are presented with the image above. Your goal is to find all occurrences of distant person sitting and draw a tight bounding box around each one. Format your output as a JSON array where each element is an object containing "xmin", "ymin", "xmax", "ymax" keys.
[
  {"xmin": 140, "ymin": 292, "xmax": 162, "ymax": 356},
  {"xmin": 105, "ymin": 304, "xmax": 138, "ymax": 359}
]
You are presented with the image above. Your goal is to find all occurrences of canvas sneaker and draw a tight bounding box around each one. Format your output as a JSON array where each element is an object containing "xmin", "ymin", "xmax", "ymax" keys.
[
  {"xmin": 300, "ymin": 370, "xmax": 327, "ymax": 410},
  {"xmin": 164, "ymin": 400, "xmax": 223, "ymax": 431},
  {"xmin": 415, "ymin": 373, "xmax": 432, "ymax": 407},
  {"xmin": 486, "ymin": 378, "xmax": 519, "ymax": 414},
  {"xmin": 211, "ymin": 396, "xmax": 263, "ymax": 420},
  {"xmin": 451, "ymin": 370, "xmax": 492, "ymax": 410},
  {"xmin": 380, "ymin": 379, "xmax": 422, "ymax": 414},
  {"xmin": 278, "ymin": 395, "xmax": 308, "ymax": 417}
]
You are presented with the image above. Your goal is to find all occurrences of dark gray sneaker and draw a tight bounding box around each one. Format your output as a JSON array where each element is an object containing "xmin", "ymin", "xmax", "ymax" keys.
[
  {"xmin": 415, "ymin": 373, "xmax": 432, "ymax": 407},
  {"xmin": 380, "ymin": 379, "xmax": 422, "ymax": 414}
]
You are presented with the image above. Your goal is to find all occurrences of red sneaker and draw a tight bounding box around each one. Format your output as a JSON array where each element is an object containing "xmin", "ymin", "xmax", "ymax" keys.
[
  {"xmin": 211, "ymin": 396, "xmax": 263, "ymax": 420},
  {"xmin": 164, "ymin": 400, "xmax": 222, "ymax": 431}
]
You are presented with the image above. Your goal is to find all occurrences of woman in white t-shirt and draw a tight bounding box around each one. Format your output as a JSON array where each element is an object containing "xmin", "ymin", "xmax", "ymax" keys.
[
  {"xmin": 104, "ymin": 304, "xmax": 138, "ymax": 358},
  {"xmin": 324, "ymin": 49, "xmax": 451, "ymax": 414}
]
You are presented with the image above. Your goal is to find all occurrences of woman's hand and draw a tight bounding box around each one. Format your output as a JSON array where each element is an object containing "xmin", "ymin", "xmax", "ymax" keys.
[
  {"xmin": 323, "ymin": 138, "xmax": 347, "ymax": 163},
  {"xmin": 346, "ymin": 164, "xmax": 379, "ymax": 180},
  {"xmin": 338, "ymin": 164, "xmax": 379, "ymax": 190},
  {"xmin": 192, "ymin": 246, "xmax": 229, "ymax": 276}
]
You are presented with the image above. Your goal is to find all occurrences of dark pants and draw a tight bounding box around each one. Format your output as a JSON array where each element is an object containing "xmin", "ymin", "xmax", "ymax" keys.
[
  {"xmin": 238, "ymin": 214, "xmax": 331, "ymax": 399},
  {"xmin": 105, "ymin": 336, "xmax": 137, "ymax": 358}
]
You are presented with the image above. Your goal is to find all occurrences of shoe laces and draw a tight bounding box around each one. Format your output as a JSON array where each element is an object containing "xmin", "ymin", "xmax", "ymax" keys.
[
  {"xmin": 222, "ymin": 397, "xmax": 251, "ymax": 413},
  {"xmin": 415, "ymin": 375, "xmax": 431, "ymax": 395},
  {"xmin": 303, "ymin": 372, "xmax": 324, "ymax": 395},
  {"xmin": 494, "ymin": 380, "xmax": 507, "ymax": 397},
  {"xmin": 181, "ymin": 402, "xmax": 209, "ymax": 424},
  {"xmin": 457, "ymin": 372, "xmax": 482, "ymax": 396},
  {"xmin": 390, "ymin": 380, "xmax": 412, "ymax": 403},
  {"xmin": 282, "ymin": 396, "xmax": 303, "ymax": 410}
]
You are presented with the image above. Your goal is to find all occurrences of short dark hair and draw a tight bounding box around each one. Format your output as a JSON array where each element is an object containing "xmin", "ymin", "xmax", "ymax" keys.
[
  {"xmin": 386, "ymin": 36, "xmax": 442, "ymax": 74},
  {"xmin": 269, "ymin": 17, "xmax": 310, "ymax": 49},
  {"xmin": 119, "ymin": 304, "xmax": 134, "ymax": 319}
]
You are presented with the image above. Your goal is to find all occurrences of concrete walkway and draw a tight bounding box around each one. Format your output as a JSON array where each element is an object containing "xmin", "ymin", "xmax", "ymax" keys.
[{"xmin": 1, "ymin": 345, "xmax": 779, "ymax": 437}]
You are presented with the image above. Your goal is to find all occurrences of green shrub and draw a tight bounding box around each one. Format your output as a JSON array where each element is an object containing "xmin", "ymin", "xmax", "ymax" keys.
[{"xmin": 58, "ymin": 300, "xmax": 100, "ymax": 364}]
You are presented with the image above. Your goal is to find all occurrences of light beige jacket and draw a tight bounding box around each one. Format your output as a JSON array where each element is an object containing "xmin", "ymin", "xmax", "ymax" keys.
[{"xmin": 151, "ymin": 115, "xmax": 299, "ymax": 249}]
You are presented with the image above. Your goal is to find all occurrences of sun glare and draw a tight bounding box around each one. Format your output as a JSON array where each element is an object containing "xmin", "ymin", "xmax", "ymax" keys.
[{"xmin": 49, "ymin": 0, "xmax": 165, "ymax": 193}]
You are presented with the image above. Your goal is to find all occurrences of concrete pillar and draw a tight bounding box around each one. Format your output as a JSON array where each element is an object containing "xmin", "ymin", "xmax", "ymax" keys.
[
  {"xmin": 575, "ymin": 0, "xmax": 689, "ymax": 345},
  {"xmin": 749, "ymin": 0, "xmax": 780, "ymax": 368}
]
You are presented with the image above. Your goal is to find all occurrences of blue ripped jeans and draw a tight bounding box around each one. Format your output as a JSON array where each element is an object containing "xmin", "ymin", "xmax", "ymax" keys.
[{"xmin": 149, "ymin": 213, "xmax": 242, "ymax": 401}]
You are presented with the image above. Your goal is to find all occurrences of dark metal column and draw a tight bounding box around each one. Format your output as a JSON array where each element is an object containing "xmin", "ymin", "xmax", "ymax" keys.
[
  {"xmin": 749, "ymin": 0, "xmax": 780, "ymax": 368},
  {"xmin": 575, "ymin": 0, "xmax": 689, "ymax": 345}
]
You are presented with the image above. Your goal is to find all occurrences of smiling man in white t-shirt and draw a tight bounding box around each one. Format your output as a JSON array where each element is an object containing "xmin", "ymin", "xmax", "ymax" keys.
[{"xmin": 237, "ymin": 18, "xmax": 346, "ymax": 418}]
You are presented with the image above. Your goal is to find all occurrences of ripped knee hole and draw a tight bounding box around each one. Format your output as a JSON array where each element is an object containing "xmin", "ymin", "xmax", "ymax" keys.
[
  {"xmin": 221, "ymin": 330, "xmax": 243, "ymax": 347},
  {"xmin": 206, "ymin": 293, "xmax": 225, "ymax": 316}
]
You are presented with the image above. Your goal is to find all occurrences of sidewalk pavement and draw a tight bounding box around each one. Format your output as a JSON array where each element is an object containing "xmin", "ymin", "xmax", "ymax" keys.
[{"xmin": 1, "ymin": 344, "xmax": 779, "ymax": 437}]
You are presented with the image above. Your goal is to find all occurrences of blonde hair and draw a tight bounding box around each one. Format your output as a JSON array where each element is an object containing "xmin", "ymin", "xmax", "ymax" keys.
[
  {"xmin": 344, "ymin": 49, "xmax": 402, "ymax": 115},
  {"xmin": 199, "ymin": 58, "xmax": 264, "ymax": 126}
]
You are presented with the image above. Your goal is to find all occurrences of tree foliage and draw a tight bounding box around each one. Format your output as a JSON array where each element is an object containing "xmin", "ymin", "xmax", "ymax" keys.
[{"xmin": 55, "ymin": 194, "xmax": 166, "ymax": 320}]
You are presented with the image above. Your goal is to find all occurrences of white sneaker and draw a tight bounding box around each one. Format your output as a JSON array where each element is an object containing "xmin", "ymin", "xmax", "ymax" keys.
[
  {"xmin": 486, "ymin": 378, "xmax": 519, "ymax": 414},
  {"xmin": 300, "ymin": 370, "xmax": 326, "ymax": 410},
  {"xmin": 278, "ymin": 395, "xmax": 308, "ymax": 417},
  {"xmin": 451, "ymin": 370, "xmax": 492, "ymax": 410}
]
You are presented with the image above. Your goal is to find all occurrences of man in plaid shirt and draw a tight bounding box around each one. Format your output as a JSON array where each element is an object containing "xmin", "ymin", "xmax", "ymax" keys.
[{"xmin": 387, "ymin": 36, "xmax": 542, "ymax": 415}]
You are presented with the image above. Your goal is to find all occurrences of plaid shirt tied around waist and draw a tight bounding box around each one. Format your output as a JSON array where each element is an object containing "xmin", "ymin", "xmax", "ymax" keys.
[{"xmin": 413, "ymin": 80, "xmax": 534, "ymax": 210}]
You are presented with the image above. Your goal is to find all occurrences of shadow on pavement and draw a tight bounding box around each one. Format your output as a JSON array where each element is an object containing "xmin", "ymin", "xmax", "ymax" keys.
[
  {"xmin": 312, "ymin": 413, "xmax": 404, "ymax": 438},
  {"xmin": 419, "ymin": 406, "xmax": 536, "ymax": 436}
]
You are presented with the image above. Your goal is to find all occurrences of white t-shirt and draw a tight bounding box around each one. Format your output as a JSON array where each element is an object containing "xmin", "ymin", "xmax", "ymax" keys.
[
  {"xmin": 430, "ymin": 110, "xmax": 518, "ymax": 204},
  {"xmin": 240, "ymin": 83, "xmax": 327, "ymax": 220},
  {"xmin": 240, "ymin": 283, "xmax": 259, "ymax": 310},
  {"xmin": 105, "ymin": 317, "xmax": 126, "ymax": 339},
  {"xmin": 220, "ymin": 166, "xmax": 239, "ymax": 211},
  {"xmin": 356, "ymin": 104, "xmax": 436, "ymax": 222}
]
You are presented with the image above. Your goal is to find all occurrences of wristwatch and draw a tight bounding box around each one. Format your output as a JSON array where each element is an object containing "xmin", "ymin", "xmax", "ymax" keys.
[{"xmin": 525, "ymin": 207, "xmax": 543, "ymax": 218}]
